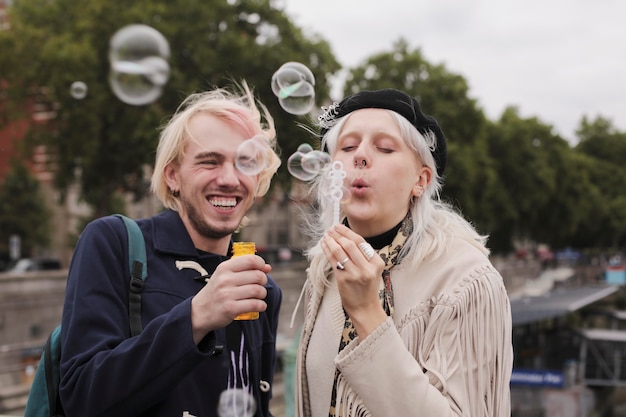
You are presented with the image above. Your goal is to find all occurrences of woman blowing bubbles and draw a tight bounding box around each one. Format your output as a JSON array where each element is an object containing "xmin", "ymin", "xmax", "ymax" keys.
[{"xmin": 294, "ymin": 89, "xmax": 513, "ymax": 417}]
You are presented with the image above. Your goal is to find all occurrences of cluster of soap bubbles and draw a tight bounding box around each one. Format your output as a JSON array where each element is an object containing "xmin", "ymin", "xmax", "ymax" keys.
[
  {"xmin": 288, "ymin": 144, "xmax": 350, "ymax": 224},
  {"xmin": 108, "ymin": 24, "xmax": 171, "ymax": 106},
  {"xmin": 218, "ymin": 388, "xmax": 256, "ymax": 417},
  {"xmin": 271, "ymin": 62, "xmax": 315, "ymax": 115},
  {"xmin": 287, "ymin": 143, "xmax": 330, "ymax": 181}
]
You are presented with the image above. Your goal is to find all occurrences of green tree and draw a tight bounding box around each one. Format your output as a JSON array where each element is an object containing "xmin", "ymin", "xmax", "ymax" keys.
[
  {"xmin": 485, "ymin": 108, "xmax": 578, "ymax": 249},
  {"xmin": 0, "ymin": 0, "xmax": 340, "ymax": 220},
  {"xmin": 0, "ymin": 160, "xmax": 51, "ymax": 260},
  {"xmin": 575, "ymin": 116, "xmax": 626, "ymax": 248},
  {"xmin": 560, "ymin": 153, "xmax": 608, "ymax": 249}
]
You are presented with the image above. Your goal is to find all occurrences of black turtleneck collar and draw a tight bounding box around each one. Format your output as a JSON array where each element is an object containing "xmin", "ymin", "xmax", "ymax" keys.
[{"xmin": 344, "ymin": 218, "xmax": 403, "ymax": 250}]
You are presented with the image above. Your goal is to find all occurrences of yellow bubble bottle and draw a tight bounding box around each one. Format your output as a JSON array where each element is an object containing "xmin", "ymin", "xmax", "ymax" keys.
[{"xmin": 232, "ymin": 242, "xmax": 259, "ymax": 320}]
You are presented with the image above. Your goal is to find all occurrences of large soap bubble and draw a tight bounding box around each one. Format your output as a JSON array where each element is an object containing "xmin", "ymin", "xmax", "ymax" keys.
[
  {"xmin": 271, "ymin": 62, "xmax": 315, "ymax": 115},
  {"xmin": 235, "ymin": 134, "xmax": 271, "ymax": 176},
  {"xmin": 108, "ymin": 24, "xmax": 170, "ymax": 106}
]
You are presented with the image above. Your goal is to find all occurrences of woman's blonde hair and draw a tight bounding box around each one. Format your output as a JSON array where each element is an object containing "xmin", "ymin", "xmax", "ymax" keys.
[
  {"xmin": 151, "ymin": 82, "xmax": 281, "ymax": 211},
  {"xmin": 305, "ymin": 110, "xmax": 489, "ymax": 292}
]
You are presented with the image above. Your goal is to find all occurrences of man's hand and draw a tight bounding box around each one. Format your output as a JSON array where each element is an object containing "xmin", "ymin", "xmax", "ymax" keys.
[{"xmin": 190, "ymin": 255, "xmax": 271, "ymax": 344}]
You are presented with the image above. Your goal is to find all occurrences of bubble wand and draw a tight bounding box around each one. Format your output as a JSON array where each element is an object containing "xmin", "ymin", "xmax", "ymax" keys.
[{"xmin": 325, "ymin": 161, "xmax": 347, "ymax": 225}]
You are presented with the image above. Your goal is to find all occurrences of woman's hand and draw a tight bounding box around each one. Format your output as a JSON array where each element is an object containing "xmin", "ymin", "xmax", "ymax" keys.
[{"xmin": 322, "ymin": 224, "xmax": 388, "ymax": 338}]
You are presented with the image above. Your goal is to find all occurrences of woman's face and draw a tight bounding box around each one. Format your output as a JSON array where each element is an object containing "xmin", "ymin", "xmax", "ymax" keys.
[{"xmin": 333, "ymin": 108, "xmax": 430, "ymax": 237}]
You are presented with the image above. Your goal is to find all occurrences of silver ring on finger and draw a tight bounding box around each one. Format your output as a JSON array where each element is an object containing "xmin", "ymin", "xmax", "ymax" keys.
[
  {"xmin": 336, "ymin": 257, "xmax": 350, "ymax": 270},
  {"xmin": 359, "ymin": 242, "xmax": 376, "ymax": 260}
]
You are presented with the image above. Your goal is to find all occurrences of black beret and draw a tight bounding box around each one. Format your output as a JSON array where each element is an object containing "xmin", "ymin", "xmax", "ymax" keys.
[{"xmin": 319, "ymin": 88, "xmax": 447, "ymax": 176}]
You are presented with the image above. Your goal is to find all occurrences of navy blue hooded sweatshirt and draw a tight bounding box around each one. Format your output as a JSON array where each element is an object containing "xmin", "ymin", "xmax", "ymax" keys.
[{"xmin": 59, "ymin": 210, "xmax": 282, "ymax": 417}]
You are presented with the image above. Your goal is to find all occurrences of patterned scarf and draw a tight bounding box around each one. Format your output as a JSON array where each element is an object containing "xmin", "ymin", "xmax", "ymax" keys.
[{"xmin": 328, "ymin": 213, "xmax": 413, "ymax": 416}]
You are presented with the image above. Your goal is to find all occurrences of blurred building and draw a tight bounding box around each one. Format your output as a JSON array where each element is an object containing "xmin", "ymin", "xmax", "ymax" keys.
[{"xmin": 510, "ymin": 268, "xmax": 626, "ymax": 416}]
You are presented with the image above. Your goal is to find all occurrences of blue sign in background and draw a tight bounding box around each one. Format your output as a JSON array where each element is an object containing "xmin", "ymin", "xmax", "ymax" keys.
[{"xmin": 511, "ymin": 369, "xmax": 564, "ymax": 387}]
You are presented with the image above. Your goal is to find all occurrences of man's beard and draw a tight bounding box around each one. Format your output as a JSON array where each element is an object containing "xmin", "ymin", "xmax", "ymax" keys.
[{"xmin": 183, "ymin": 198, "xmax": 238, "ymax": 240}]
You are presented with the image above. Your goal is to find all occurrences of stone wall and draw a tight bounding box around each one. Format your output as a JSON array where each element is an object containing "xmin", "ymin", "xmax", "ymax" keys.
[{"xmin": 0, "ymin": 270, "xmax": 67, "ymax": 389}]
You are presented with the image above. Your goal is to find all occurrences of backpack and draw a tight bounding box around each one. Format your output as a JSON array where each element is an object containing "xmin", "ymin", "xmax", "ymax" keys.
[{"xmin": 23, "ymin": 214, "xmax": 148, "ymax": 417}]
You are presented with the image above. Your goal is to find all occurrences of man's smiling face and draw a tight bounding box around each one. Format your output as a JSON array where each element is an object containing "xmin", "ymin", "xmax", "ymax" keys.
[{"xmin": 165, "ymin": 111, "xmax": 258, "ymax": 253}]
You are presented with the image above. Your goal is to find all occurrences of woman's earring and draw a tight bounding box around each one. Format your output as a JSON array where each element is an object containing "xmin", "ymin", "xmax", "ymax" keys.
[
  {"xmin": 411, "ymin": 188, "xmax": 423, "ymax": 204},
  {"xmin": 171, "ymin": 189, "xmax": 180, "ymax": 197}
]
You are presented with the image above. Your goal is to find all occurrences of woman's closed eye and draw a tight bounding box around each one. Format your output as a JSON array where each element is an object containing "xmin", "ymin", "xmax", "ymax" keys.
[{"xmin": 340, "ymin": 145, "xmax": 357, "ymax": 152}]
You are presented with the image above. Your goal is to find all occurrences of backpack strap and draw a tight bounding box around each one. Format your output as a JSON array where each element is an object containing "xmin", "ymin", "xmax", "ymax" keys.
[
  {"xmin": 114, "ymin": 214, "xmax": 148, "ymax": 337},
  {"xmin": 45, "ymin": 326, "xmax": 62, "ymax": 416}
]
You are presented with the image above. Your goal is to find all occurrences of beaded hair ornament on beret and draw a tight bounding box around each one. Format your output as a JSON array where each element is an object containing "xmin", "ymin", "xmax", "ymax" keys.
[{"xmin": 318, "ymin": 88, "xmax": 447, "ymax": 176}]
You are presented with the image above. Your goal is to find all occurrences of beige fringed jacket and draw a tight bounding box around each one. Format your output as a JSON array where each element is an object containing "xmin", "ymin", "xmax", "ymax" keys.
[{"xmin": 294, "ymin": 238, "xmax": 513, "ymax": 417}]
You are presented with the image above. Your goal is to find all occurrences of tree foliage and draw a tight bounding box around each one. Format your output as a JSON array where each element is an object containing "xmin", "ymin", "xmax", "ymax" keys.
[
  {"xmin": 0, "ymin": 0, "xmax": 340, "ymax": 219},
  {"xmin": 2, "ymin": 6, "xmax": 626, "ymax": 255},
  {"xmin": 0, "ymin": 159, "xmax": 51, "ymax": 260},
  {"xmin": 574, "ymin": 117, "xmax": 626, "ymax": 247}
]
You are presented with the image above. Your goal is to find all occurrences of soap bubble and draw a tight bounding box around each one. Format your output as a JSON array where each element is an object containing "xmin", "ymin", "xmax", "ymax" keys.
[
  {"xmin": 70, "ymin": 81, "xmax": 88, "ymax": 100},
  {"xmin": 271, "ymin": 62, "xmax": 315, "ymax": 115},
  {"xmin": 108, "ymin": 24, "xmax": 170, "ymax": 106},
  {"xmin": 218, "ymin": 388, "xmax": 256, "ymax": 417},
  {"xmin": 287, "ymin": 143, "xmax": 331, "ymax": 181},
  {"xmin": 295, "ymin": 143, "xmax": 314, "ymax": 154},
  {"xmin": 235, "ymin": 134, "xmax": 270, "ymax": 176},
  {"xmin": 301, "ymin": 151, "xmax": 328, "ymax": 175},
  {"xmin": 271, "ymin": 63, "xmax": 314, "ymax": 97},
  {"xmin": 287, "ymin": 144, "xmax": 315, "ymax": 181}
]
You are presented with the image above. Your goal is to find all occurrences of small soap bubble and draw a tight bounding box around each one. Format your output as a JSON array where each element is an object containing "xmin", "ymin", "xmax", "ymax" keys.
[
  {"xmin": 108, "ymin": 24, "xmax": 170, "ymax": 106},
  {"xmin": 70, "ymin": 81, "xmax": 88, "ymax": 100},
  {"xmin": 235, "ymin": 135, "xmax": 269, "ymax": 176},
  {"xmin": 296, "ymin": 143, "xmax": 314, "ymax": 153},
  {"xmin": 218, "ymin": 388, "xmax": 256, "ymax": 417},
  {"xmin": 271, "ymin": 62, "xmax": 315, "ymax": 115},
  {"xmin": 287, "ymin": 152, "xmax": 315, "ymax": 181}
]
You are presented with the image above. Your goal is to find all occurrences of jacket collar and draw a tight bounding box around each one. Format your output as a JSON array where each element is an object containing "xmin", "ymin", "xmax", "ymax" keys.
[{"xmin": 151, "ymin": 209, "xmax": 230, "ymax": 261}]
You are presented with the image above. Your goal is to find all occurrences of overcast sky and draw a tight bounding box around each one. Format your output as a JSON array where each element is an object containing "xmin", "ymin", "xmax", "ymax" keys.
[{"xmin": 281, "ymin": 0, "xmax": 625, "ymax": 143}]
